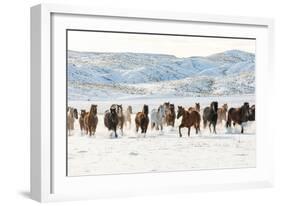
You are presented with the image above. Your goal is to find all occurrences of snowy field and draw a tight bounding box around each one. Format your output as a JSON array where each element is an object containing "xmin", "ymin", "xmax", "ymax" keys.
[{"xmin": 67, "ymin": 95, "xmax": 255, "ymax": 176}]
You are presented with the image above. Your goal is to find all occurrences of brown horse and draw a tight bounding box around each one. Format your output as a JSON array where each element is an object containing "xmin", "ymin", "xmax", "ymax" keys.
[
  {"xmin": 217, "ymin": 104, "xmax": 228, "ymax": 124},
  {"xmin": 188, "ymin": 103, "xmax": 200, "ymax": 113},
  {"xmin": 135, "ymin": 104, "xmax": 149, "ymax": 135},
  {"xmin": 177, "ymin": 106, "xmax": 200, "ymax": 137},
  {"xmin": 124, "ymin": 105, "xmax": 133, "ymax": 128},
  {"xmin": 84, "ymin": 104, "xmax": 98, "ymax": 136},
  {"xmin": 79, "ymin": 109, "xmax": 86, "ymax": 134},
  {"xmin": 226, "ymin": 102, "xmax": 250, "ymax": 133},
  {"xmin": 166, "ymin": 104, "xmax": 176, "ymax": 127}
]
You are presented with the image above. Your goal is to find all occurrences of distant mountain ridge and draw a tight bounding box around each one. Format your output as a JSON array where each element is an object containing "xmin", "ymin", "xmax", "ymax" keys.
[{"xmin": 68, "ymin": 50, "xmax": 255, "ymax": 100}]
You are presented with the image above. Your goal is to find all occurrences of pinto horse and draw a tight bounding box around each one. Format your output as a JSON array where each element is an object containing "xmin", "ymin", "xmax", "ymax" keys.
[
  {"xmin": 135, "ymin": 104, "xmax": 149, "ymax": 135},
  {"xmin": 84, "ymin": 105, "xmax": 98, "ymax": 136},
  {"xmin": 203, "ymin": 101, "xmax": 218, "ymax": 134},
  {"xmin": 177, "ymin": 106, "xmax": 200, "ymax": 137},
  {"xmin": 104, "ymin": 105, "xmax": 119, "ymax": 138},
  {"xmin": 226, "ymin": 102, "xmax": 250, "ymax": 133}
]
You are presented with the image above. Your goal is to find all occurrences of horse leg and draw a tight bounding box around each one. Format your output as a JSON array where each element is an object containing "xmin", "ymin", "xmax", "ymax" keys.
[
  {"xmin": 179, "ymin": 124, "xmax": 183, "ymax": 137},
  {"xmin": 213, "ymin": 123, "xmax": 217, "ymax": 134},
  {"xmin": 195, "ymin": 125, "xmax": 198, "ymax": 134},
  {"xmin": 114, "ymin": 126, "xmax": 118, "ymax": 138},
  {"xmin": 144, "ymin": 125, "xmax": 148, "ymax": 135},
  {"xmin": 136, "ymin": 124, "xmax": 139, "ymax": 133},
  {"xmin": 88, "ymin": 127, "xmax": 91, "ymax": 136},
  {"xmin": 241, "ymin": 125, "xmax": 244, "ymax": 134},
  {"xmin": 160, "ymin": 123, "xmax": 163, "ymax": 131},
  {"xmin": 188, "ymin": 127, "xmax": 191, "ymax": 137},
  {"xmin": 93, "ymin": 125, "xmax": 96, "ymax": 136},
  {"xmin": 209, "ymin": 122, "xmax": 212, "ymax": 133},
  {"xmin": 120, "ymin": 123, "xmax": 124, "ymax": 135}
]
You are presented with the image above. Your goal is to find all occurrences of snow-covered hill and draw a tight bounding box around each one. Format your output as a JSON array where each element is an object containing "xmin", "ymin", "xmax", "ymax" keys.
[{"xmin": 68, "ymin": 50, "xmax": 255, "ymax": 100}]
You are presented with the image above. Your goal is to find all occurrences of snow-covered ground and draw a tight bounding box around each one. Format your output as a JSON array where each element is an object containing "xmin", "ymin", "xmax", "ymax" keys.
[{"xmin": 67, "ymin": 95, "xmax": 256, "ymax": 176}]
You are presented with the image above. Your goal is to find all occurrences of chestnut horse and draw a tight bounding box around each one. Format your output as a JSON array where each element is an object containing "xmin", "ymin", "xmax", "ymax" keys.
[
  {"xmin": 226, "ymin": 102, "xmax": 250, "ymax": 133},
  {"xmin": 79, "ymin": 109, "xmax": 86, "ymax": 134},
  {"xmin": 177, "ymin": 106, "xmax": 200, "ymax": 137},
  {"xmin": 135, "ymin": 104, "xmax": 149, "ymax": 135},
  {"xmin": 203, "ymin": 101, "xmax": 218, "ymax": 134},
  {"xmin": 84, "ymin": 104, "xmax": 98, "ymax": 136},
  {"xmin": 217, "ymin": 104, "xmax": 228, "ymax": 124},
  {"xmin": 188, "ymin": 103, "xmax": 200, "ymax": 113},
  {"xmin": 166, "ymin": 104, "xmax": 176, "ymax": 127},
  {"xmin": 104, "ymin": 105, "xmax": 119, "ymax": 138}
]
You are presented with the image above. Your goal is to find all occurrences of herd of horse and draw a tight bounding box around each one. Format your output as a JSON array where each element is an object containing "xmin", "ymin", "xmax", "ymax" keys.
[{"xmin": 67, "ymin": 102, "xmax": 255, "ymax": 138}]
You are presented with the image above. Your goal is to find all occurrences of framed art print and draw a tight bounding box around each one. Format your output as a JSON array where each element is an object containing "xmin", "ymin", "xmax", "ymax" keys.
[{"xmin": 31, "ymin": 4, "xmax": 275, "ymax": 202}]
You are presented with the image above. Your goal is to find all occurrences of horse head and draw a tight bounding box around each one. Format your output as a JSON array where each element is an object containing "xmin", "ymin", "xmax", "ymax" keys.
[
  {"xmin": 211, "ymin": 101, "xmax": 218, "ymax": 113},
  {"xmin": 110, "ymin": 106, "xmax": 117, "ymax": 115},
  {"xmin": 127, "ymin": 106, "xmax": 132, "ymax": 114},
  {"xmin": 143, "ymin": 104, "xmax": 149, "ymax": 115},
  {"xmin": 73, "ymin": 108, "xmax": 78, "ymax": 119},
  {"xmin": 80, "ymin": 109, "xmax": 86, "ymax": 118},
  {"xmin": 117, "ymin": 104, "xmax": 123, "ymax": 115},
  {"xmin": 222, "ymin": 104, "xmax": 228, "ymax": 112},
  {"xmin": 241, "ymin": 102, "xmax": 250, "ymax": 122},
  {"xmin": 195, "ymin": 103, "xmax": 200, "ymax": 112},
  {"xmin": 90, "ymin": 104, "xmax": 97, "ymax": 115},
  {"xmin": 158, "ymin": 105, "xmax": 165, "ymax": 118},
  {"xmin": 177, "ymin": 106, "xmax": 184, "ymax": 119}
]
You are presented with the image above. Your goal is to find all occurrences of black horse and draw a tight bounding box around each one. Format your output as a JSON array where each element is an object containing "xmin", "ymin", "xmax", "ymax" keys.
[
  {"xmin": 203, "ymin": 101, "xmax": 218, "ymax": 133},
  {"xmin": 104, "ymin": 105, "xmax": 119, "ymax": 138}
]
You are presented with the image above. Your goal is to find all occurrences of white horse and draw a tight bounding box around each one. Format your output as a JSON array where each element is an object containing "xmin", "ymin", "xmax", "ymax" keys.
[{"xmin": 150, "ymin": 105, "xmax": 165, "ymax": 131}]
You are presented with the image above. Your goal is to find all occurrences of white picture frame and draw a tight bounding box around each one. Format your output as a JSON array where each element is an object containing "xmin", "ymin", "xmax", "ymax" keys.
[{"xmin": 30, "ymin": 3, "xmax": 275, "ymax": 202}]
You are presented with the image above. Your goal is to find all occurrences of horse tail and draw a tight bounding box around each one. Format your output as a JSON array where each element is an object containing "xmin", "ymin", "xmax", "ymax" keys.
[{"xmin": 203, "ymin": 119, "xmax": 207, "ymax": 128}]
